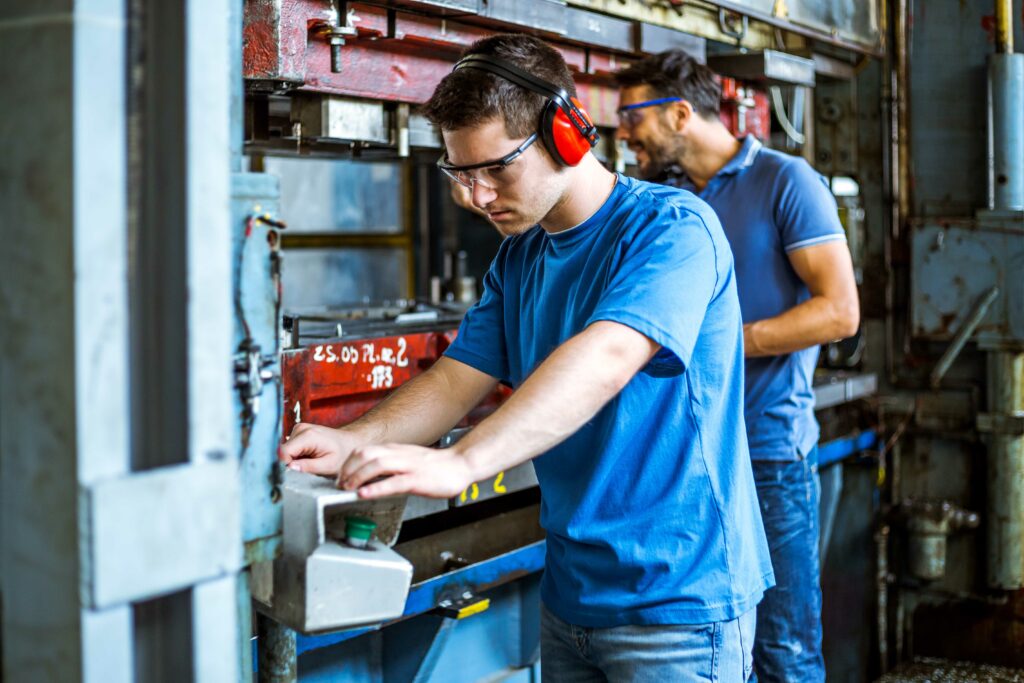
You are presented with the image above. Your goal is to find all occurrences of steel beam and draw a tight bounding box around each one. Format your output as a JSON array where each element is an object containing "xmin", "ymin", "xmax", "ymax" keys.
[
  {"xmin": 2, "ymin": 0, "xmax": 241, "ymax": 679},
  {"xmin": 1, "ymin": 1, "xmax": 133, "ymax": 679}
]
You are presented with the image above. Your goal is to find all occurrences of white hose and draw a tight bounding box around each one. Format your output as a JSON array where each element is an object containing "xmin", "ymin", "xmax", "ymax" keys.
[{"xmin": 770, "ymin": 85, "xmax": 807, "ymax": 145}]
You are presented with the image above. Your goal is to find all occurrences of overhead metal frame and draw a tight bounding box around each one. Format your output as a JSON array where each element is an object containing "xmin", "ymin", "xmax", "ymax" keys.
[{"xmin": 567, "ymin": 0, "xmax": 882, "ymax": 56}]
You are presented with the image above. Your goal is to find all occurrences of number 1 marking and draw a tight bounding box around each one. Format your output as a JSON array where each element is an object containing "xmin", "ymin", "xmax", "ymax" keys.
[{"xmin": 293, "ymin": 401, "xmax": 301, "ymax": 423}]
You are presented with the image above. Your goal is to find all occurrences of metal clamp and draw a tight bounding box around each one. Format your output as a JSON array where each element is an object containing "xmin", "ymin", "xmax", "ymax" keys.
[
  {"xmin": 235, "ymin": 340, "xmax": 277, "ymax": 401},
  {"xmin": 718, "ymin": 9, "xmax": 748, "ymax": 43},
  {"xmin": 436, "ymin": 591, "xmax": 491, "ymax": 620}
]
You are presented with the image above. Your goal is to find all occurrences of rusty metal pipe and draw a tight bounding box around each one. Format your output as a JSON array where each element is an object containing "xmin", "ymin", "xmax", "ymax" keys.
[
  {"xmin": 257, "ymin": 614, "xmax": 297, "ymax": 683},
  {"xmin": 987, "ymin": 351, "xmax": 1024, "ymax": 590},
  {"xmin": 996, "ymin": 0, "xmax": 1014, "ymax": 54},
  {"xmin": 894, "ymin": 0, "xmax": 910, "ymax": 231}
]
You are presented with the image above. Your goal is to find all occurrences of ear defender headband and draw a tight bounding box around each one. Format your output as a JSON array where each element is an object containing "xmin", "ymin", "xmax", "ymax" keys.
[{"xmin": 452, "ymin": 54, "xmax": 600, "ymax": 167}]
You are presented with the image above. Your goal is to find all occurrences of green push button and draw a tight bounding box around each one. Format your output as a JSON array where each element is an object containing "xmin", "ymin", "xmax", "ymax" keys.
[{"xmin": 345, "ymin": 516, "xmax": 377, "ymax": 549}]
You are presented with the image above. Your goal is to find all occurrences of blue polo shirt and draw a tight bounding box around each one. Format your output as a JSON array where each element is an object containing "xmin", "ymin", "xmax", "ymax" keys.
[
  {"xmin": 672, "ymin": 137, "xmax": 846, "ymax": 461},
  {"xmin": 445, "ymin": 174, "xmax": 774, "ymax": 627}
]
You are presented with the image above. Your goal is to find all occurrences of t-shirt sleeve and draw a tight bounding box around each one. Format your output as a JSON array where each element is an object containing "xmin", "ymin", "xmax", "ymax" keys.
[
  {"xmin": 442, "ymin": 249, "xmax": 510, "ymax": 383},
  {"xmin": 586, "ymin": 207, "xmax": 721, "ymax": 376},
  {"xmin": 774, "ymin": 159, "xmax": 847, "ymax": 253}
]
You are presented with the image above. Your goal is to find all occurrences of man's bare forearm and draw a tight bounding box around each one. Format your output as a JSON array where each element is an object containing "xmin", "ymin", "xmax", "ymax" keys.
[
  {"xmin": 452, "ymin": 321, "xmax": 658, "ymax": 481},
  {"xmin": 744, "ymin": 295, "xmax": 859, "ymax": 357},
  {"xmin": 344, "ymin": 357, "xmax": 498, "ymax": 446}
]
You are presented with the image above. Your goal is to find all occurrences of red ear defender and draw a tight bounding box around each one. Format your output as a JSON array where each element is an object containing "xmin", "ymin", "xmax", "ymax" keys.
[
  {"xmin": 451, "ymin": 54, "xmax": 600, "ymax": 166},
  {"xmin": 543, "ymin": 97, "xmax": 596, "ymax": 167}
]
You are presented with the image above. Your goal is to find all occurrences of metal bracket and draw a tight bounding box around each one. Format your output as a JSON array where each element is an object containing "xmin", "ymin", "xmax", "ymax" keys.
[
  {"xmin": 80, "ymin": 461, "xmax": 242, "ymax": 609},
  {"xmin": 977, "ymin": 412, "xmax": 1024, "ymax": 435},
  {"xmin": 234, "ymin": 339, "xmax": 278, "ymax": 412},
  {"xmin": 257, "ymin": 471, "xmax": 413, "ymax": 633},
  {"xmin": 435, "ymin": 591, "xmax": 491, "ymax": 620},
  {"xmin": 930, "ymin": 285, "xmax": 1001, "ymax": 388}
]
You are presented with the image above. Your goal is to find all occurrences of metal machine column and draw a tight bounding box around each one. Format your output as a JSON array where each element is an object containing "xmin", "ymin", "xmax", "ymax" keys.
[
  {"xmin": 986, "ymin": 351, "xmax": 1024, "ymax": 589},
  {"xmin": 988, "ymin": 24, "xmax": 1024, "ymax": 210},
  {"xmin": 2, "ymin": 0, "xmax": 242, "ymax": 679},
  {"xmin": 985, "ymin": 0, "xmax": 1024, "ymax": 591},
  {"xmin": 1, "ymin": 3, "xmax": 134, "ymax": 678}
]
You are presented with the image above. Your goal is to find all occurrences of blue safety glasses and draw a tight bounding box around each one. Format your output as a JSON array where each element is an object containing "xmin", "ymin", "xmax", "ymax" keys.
[{"xmin": 616, "ymin": 97, "xmax": 684, "ymax": 128}]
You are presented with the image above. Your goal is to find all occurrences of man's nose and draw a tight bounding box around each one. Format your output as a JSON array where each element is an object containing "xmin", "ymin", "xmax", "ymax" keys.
[{"xmin": 471, "ymin": 181, "xmax": 497, "ymax": 208}]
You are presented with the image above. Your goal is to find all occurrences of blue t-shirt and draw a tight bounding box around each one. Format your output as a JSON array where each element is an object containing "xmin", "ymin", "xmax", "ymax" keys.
[
  {"xmin": 445, "ymin": 174, "xmax": 774, "ymax": 627},
  {"xmin": 672, "ymin": 137, "xmax": 847, "ymax": 461}
]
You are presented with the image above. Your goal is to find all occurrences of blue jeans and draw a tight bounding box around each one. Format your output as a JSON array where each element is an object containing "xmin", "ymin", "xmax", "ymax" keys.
[
  {"xmin": 818, "ymin": 460, "xmax": 844, "ymax": 567},
  {"xmin": 540, "ymin": 604, "xmax": 756, "ymax": 682},
  {"xmin": 750, "ymin": 446, "xmax": 825, "ymax": 683}
]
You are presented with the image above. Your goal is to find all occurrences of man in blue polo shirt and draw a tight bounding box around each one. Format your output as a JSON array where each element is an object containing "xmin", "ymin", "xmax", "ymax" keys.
[
  {"xmin": 614, "ymin": 52, "xmax": 860, "ymax": 682},
  {"xmin": 281, "ymin": 34, "xmax": 773, "ymax": 680}
]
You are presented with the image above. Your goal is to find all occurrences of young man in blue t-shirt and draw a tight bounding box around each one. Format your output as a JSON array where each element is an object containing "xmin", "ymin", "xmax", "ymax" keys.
[
  {"xmin": 280, "ymin": 34, "xmax": 773, "ymax": 681},
  {"xmin": 613, "ymin": 51, "xmax": 860, "ymax": 682}
]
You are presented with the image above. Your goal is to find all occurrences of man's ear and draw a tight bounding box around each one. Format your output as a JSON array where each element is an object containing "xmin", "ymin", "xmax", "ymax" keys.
[{"xmin": 667, "ymin": 100, "xmax": 694, "ymax": 134}]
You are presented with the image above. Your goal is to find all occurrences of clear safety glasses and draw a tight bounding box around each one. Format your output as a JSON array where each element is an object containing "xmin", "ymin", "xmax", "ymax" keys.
[{"xmin": 437, "ymin": 133, "xmax": 538, "ymax": 190}]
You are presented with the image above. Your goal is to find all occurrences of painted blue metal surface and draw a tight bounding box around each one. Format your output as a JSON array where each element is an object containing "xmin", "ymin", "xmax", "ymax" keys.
[
  {"xmin": 295, "ymin": 540, "xmax": 546, "ymax": 655},
  {"xmin": 911, "ymin": 221, "xmax": 1024, "ymax": 345},
  {"xmin": 990, "ymin": 54, "xmax": 1024, "ymax": 210},
  {"xmin": 818, "ymin": 431, "xmax": 880, "ymax": 468},
  {"xmin": 909, "ymin": 2, "xmax": 1024, "ymax": 216},
  {"xmin": 293, "ymin": 576, "xmax": 542, "ymax": 683},
  {"xmin": 232, "ymin": 172, "xmax": 285, "ymax": 556}
]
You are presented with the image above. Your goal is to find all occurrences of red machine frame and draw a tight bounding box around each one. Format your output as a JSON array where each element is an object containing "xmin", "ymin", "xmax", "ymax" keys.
[{"xmin": 281, "ymin": 327, "xmax": 510, "ymax": 436}]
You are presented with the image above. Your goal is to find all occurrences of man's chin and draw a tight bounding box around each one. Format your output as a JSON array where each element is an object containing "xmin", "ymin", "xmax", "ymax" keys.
[
  {"xmin": 637, "ymin": 162, "xmax": 664, "ymax": 181},
  {"xmin": 496, "ymin": 220, "xmax": 535, "ymax": 237}
]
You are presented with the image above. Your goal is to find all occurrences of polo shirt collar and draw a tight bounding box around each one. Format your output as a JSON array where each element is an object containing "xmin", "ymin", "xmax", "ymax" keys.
[
  {"xmin": 716, "ymin": 135, "xmax": 762, "ymax": 178},
  {"xmin": 663, "ymin": 135, "xmax": 761, "ymax": 192}
]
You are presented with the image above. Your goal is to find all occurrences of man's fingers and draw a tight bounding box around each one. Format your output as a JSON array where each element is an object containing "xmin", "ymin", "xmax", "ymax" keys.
[
  {"xmin": 286, "ymin": 457, "xmax": 341, "ymax": 477},
  {"xmin": 288, "ymin": 422, "xmax": 315, "ymax": 439},
  {"xmin": 278, "ymin": 429, "xmax": 317, "ymax": 464},
  {"xmin": 358, "ymin": 474, "xmax": 415, "ymax": 499},
  {"xmin": 338, "ymin": 444, "xmax": 381, "ymax": 482},
  {"xmin": 340, "ymin": 450, "xmax": 411, "ymax": 490},
  {"xmin": 278, "ymin": 429, "xmax": 338, "ymax": 474}
]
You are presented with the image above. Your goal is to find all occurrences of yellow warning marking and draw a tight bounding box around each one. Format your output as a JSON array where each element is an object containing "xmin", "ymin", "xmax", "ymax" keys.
[{"xmin": 456, "ymin": 599, "xmax": 490, "ymax": 619}]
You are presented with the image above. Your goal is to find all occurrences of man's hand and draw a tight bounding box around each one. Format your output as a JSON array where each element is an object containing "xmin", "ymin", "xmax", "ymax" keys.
[
  {"xmin": 278, "ymin": 423, "xmax": 371, "ymax": 477},
  {"xmin": 339, "ymin": 444, "xmax": 476, "ymax": 500}
]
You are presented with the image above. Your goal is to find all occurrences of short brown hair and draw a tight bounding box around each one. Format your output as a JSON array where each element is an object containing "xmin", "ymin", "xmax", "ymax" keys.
[
  {"xmin": 614, "ymin": 50, "xmax": 721, "ymax": 120},
  {"xmin": 422, "ymin": 34, "xmax": 576, "ymax": 138}
]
